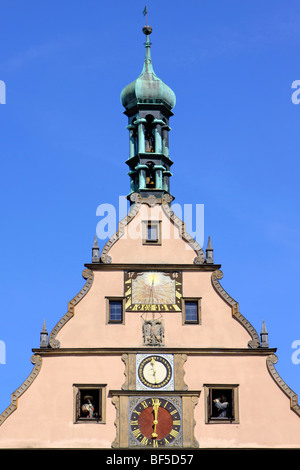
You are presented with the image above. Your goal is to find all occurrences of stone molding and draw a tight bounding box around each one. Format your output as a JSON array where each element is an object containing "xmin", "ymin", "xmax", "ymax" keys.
[
  {"xmin": 0, "ymin": 354, "xmax": 42, "ymax": 427},
  {"xmin": 266, "ymin": 354, "xmax": 300, "ymax": 417},
  {"xmin": 211, "ymin": 270, "xmax": 260, "ymax": 349},
  {"xmin": 161, "ymin": 194, "xmax": 206, "ymax": 264},
  {"xmin": 49, "ymin": 269, "xmax": 94, "ymax": 349},
  {"xmin": 101, "ymin": 193, "xmax": 142, "ymax": 263}
]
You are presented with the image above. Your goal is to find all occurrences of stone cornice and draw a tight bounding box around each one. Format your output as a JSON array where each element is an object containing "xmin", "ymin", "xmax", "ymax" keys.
[
  {"xmin": 109, "ymin": 389, "xmax": 201, "ymax": 397},
  {"xmin": 31, "ymin": 347, "xmax": 277, "ymax": 356},
  {"xmin": 85, "ymin": 263, "xmax": 222, "ymax": 271}
]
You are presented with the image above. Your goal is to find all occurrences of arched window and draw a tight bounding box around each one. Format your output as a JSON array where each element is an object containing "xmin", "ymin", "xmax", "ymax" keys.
[
  {"xmin": 144, "ymin": 114, "xmax": 155, "ymax": 153},
  {"xmin": 145, "ymin": 161, "xmax": 155, "ymax": 188}
]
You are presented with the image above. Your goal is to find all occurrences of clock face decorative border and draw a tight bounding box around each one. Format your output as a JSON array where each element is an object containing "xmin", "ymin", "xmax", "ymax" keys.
[
  {"xmin": 124, "ymin": 271, "xmax": 182, "ymax": 312},
  {"xmin": 129, "ymin": 396, "xmax": 182, "ymax": 448},
  {"xmin": 136, "ymin": 354, "xmax": 174, "ymax": 391}
]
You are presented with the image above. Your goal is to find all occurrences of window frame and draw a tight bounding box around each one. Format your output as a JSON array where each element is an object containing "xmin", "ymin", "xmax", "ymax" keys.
[
  {"xmin": 106, "ymin": 297, "xmax": 125, "ymax": 324},
  {"xmin": 142, "ymin": 220, "xmax": 162, "ymax": 245},
  {"xmin": 182, "ymin": 297, "xmax": 202, "ymax": 324},
  {"xmin": 204, "ymin": 384, "xmax": 239, "ymax": 424},
  {"xmin": 73, "ymin": 384, "xmax": 106, "ymax": 424}
]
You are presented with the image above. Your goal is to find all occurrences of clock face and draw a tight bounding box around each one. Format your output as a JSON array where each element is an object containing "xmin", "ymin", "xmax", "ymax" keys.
[
  {"xmin": 124, "ymin": 271, "xmax": 182, "ymax": 312},
  {"xmin": 136, "ymin": 354, "xmax": 174, "ymax": 390},
  {"xmin": 129, "ymin": 397, "xmax": 182, "ymax": 448}
]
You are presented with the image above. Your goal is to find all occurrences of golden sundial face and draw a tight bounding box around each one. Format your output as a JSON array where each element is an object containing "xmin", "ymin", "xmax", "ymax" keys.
[{"xmin": 124, "ymin": 271, "xmax": 182, "ymax": 312}]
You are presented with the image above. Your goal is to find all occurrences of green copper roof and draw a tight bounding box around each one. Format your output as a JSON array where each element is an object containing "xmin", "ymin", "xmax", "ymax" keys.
[{"xmin": 120, "ymin": 26, "xmax": 176, "ymax": 111}]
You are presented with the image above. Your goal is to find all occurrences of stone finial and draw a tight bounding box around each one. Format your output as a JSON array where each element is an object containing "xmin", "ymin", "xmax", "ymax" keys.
[
  {"xmin": 40, "ymin": 319, "xmax": 48, "ymax": 348},
  {"xmin": 260, "ymin": 320, "xmax": 269, "ymax": 348},
  {"xmin": 92, "ymin": 235, "xmax": 99, "ymax": 263},
  {"xmin": 205, "ymin": 236, "xmax": 214, "ymax": 264}
]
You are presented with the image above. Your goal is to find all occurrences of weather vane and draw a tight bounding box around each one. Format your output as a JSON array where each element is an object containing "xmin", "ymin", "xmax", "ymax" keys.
[{"xmin": 143, "ymin": 5, "xmax": 148, "ymax": 25}]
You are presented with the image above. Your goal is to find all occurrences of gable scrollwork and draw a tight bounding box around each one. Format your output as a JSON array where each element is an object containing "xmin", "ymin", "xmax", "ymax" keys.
[
  {"xmin": 100, "ymin": 193, "xmax": 142, "ymax": 263},
  {"xmin": 266, "ymin": 354, "xmax": 300, "ymax": 417},
  {"xmin": 49, "ymin": 269, "xmax": 94, "ymax": 349},
  {"xmin": 0, "ymin": 354, "xmax": 43, "ymax": 427},
  {"xmin": 161, "ymin": 194, "xmax": 206, "ymax": 264},
  {"xmin": 211, "ymin": 270, "xmax": 260, "ymax": 349}
]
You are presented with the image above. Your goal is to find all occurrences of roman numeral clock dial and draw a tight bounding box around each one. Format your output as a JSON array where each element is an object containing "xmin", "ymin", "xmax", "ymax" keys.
[{"xmin": 129, "ymin": 397, "xmax": 182, "ymax": 447}]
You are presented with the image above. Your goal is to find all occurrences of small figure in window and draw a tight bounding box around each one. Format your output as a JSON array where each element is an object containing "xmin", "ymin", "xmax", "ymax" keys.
[
  {"xmin": 213, "ymin": 394, "xmax": 229, "ymax": 417},
  {"xmin": 145, "ymin": 162, "xmax": 155, "ymax": 187},
  {"xmin": 145, "ymin": 129, "xmax": 155, "ymax": 152},
  {"xmin": 81, "ymin": 395, "xmax": 94, "ymax": 418}
]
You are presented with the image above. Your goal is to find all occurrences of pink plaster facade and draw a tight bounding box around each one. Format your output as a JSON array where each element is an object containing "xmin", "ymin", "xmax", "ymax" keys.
[{"xmin": 0, "ymin": 200, "xmax": 299, "ymax": 448}]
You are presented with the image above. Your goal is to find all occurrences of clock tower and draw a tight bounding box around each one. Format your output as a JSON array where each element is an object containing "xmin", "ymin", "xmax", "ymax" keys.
[
  {"xmin": 121, "ymin": 25, "xmax": 175, "ymax": 201},
  {"xmin": 0, "ymin": 20, "xmax": 300, "ymax": 450}
]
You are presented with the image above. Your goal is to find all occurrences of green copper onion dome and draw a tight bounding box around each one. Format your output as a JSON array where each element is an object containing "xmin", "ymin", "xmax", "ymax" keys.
[{"xmin": 120, "ymin": 25, "xmax": 176, "ymax": 111}]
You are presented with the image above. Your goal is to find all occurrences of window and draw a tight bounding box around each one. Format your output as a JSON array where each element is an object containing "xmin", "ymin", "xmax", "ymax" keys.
[
  {"xmin": 73, "ymin": 384, "xmax": 106, "ymax": 423},
  {"xmin": 147, "ymin": 223, "xmax": 158, "ymax": 242},
  {"xmin": 144, "ymin": 114, "xmax": 155, "ymax": 153},
  {"xmin": 142, "ymin": 220, "xmax": 161, "ymax": 245},
  {"xmin": 204, "ymin": 385, "xmax": 239, "ymax": 424},
  {"xmin": 106, "ymin": 298, "xmax": 125, "ymax": 324},
  {"xmin": 182, "ymin": 298, "xmax": 201, "ymax": 324}
]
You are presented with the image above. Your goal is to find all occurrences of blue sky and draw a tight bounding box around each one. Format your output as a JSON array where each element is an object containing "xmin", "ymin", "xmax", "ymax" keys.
[{"xmin": 0, "ymin": 0, "xmax": 300, "ymax": 415}]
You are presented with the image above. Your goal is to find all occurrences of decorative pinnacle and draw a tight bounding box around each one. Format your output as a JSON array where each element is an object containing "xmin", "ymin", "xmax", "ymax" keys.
[
  {"xmin": 205, "ymin": 236, "xmax": 214, "ymax": 264},
  {"xmin": 260, "ymin": 320, "xmax": 269, "ymax": 348},
  {"xmin": 92, "ymin": 234, "xmax": 100, "ymax": 263},
  {"xmin": 40, "ymin": 319, "xmax": 48, "ymax": 348}
]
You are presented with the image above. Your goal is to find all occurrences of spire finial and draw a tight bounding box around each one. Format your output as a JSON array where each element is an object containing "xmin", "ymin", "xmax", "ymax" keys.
[
  {"xmin": 92, "ymin": 234, "xmax": 100, "ymax": 263},
  {"xmin": 260, "ymin": 320, "xmax": 269, "ymax": 348},
  {"xmin": 142, "ymin": 5, "xmax": 152, "ymax": 39},
  {"xmin": 205, "ymin": 236, "xmax": 214, "ymax": 264},
  {"xmin": 40, "ymin": 319, "xmax": 48, "ymax": 348}
]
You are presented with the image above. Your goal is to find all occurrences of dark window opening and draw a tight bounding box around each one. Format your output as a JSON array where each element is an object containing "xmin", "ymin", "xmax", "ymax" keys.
[
  {"xmin": 147, "ymin": 223, "xmax": 158, "ymax": 242},
  {"xmin": 145, "ymin": 162, "xmax": 155, "ymax": 187},
  {"xmin": 185, "ymin": 301, "xmax": 199, "ymax": 323},
  {"xmin": 109, "ymin": 300, "xmax": 123, "ymax": 323},
  {"xmin": 145, "ymin": 115, "xmax": 155, "ymax": 153}
]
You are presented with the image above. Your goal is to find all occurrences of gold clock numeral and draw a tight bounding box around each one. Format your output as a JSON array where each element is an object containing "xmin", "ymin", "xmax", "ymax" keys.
[
  {"xmin": 173, "ymin": 420, "xmax": 181, "ymax": 426},
  {"xmin": 141, "ymin": 436, "xmax": 149, "ymax": 445},
  {"xmin": 169, "ymin": 429, "xmax": 179, "ymax": 438},
  {"xmin": 153, "ymin": 440, "xmax": 158, "ymax": 448},
  {"xmin": 141, "ymin": 400, "xmax": 148, "ymax": 409},
  {"xmin": 132, "ymin": 428, "xmax": 142, "ymax": 438},
  {"xmin": 130, "ymin": 420, "xmax": 139, "ymax": 426}
]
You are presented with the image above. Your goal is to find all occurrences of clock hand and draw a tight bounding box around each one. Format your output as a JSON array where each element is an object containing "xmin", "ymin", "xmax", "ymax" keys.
[
  {"xmin": 151, "ymin": 357, "xmax": 158, "ymax": 384},
  {"xmin": 152, "ymin": 399, "xmax": 160, "ymax": 439}
]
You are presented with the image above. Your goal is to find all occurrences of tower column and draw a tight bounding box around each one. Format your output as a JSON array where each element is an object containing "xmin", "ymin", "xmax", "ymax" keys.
[
  {"xmin": 135, "ymin": 164, "xmax": 148, "ymax": 189},
  {"xmin": 128, "ymin": 170, "xmax": 137, "ymax": 193},
  {"xmin": 153, "ymin": 165, "xmax": 165, "ymax": 190},
  {"xmin": 162, "ymin": 125, "xmax": 171, "ymax": 156},
  {"xmin": 127, "ymin": 124, "xmax": 136, "ymax": 159},
  {"xmin": 136, "ymin": 118, "xmax": 147, "ymax": 154},
  {"xmin": 153, "ymin": 119, "xmax": 165, "ymax": 154},
  {"xmin": 163, "ymin": 170, "xmax": 172, "ymax": 192}
]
